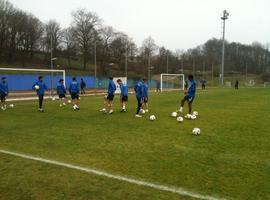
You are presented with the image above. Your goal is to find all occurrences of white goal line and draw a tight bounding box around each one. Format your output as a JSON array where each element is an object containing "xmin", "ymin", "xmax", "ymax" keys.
[{"xmin": 0, "ymin": 149, "xmax": 225, "ymax": 200}]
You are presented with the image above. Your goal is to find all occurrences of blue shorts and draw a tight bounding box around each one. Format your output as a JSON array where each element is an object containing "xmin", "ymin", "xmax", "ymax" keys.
[
  {"xmin": 59, "ymin": 94, "xmax": 66, "ymax": 99},
  {"xmin": 71, "ymin": 93, "xmax": 79, "ymax": 100},
  {"xmin": 0, "ymin": 93, "xmax": 7, "ymax": 102},
  {"xmin": 184, "ymin": 95, "xmax": 195, "ymax": 103},
  {"xmin": 107, "ymin": 93, "xmax": 114, "ymax": 101},
  {"xmin": 143, "ymin": 97, "xmax": 148, "ymax": 103},
  {"xmin": 121, "ymin": 96, "xmax": 128, "ymax": 102}
]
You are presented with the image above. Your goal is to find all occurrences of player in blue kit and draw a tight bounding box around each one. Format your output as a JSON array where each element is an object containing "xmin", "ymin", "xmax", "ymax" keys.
[
  {"xmin": 179, "ymin": 75, "xmax": 197, "ymax": 114},
  {"xmin": 117, "ymin": 79, "xmax": 128, "ymax": 112},
  {"xmin": 142, "ymin": 79, "xmax": 149, "ymax": 113},
  {"xmin": 134, "ymin": 79, "xmax": 144, "ymax": 118},
  {"xmin": 0, "ymin": 77, "xmax": 8, "ymax": 110},
  {"xmin": 57, "ymin": 79, "xmax": 67, "ymax": 107},
  {"xmin": 32, "ymin": 76, "xmax": 48, "ymax": 112},
  {"xmin": 69, "ymin": 77, "xmax": 80, "ymax": 111},
  {"xmin": 100, "ymin": 77, "xmax": 116, "ymax": 114}
]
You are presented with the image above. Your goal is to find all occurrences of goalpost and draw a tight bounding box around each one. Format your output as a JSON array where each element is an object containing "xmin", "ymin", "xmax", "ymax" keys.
[
  {"xmin": 264, "ymin": 82, "xmax": 270, "ymax": 88},
  {"xmin": 0, "ymin": 68, "xmax": 65, "ymax": 101},
  {"xmin": 160, "ymin": 73, "xmax": 185, "ymax": 92}
]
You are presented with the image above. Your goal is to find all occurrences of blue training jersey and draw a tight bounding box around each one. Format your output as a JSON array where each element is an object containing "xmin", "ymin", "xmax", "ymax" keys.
[
  {"xmin": 134, "ymin": 81, "xmax": 144, "ymax": 98},
  {"xmin": 108, "ymin": 80, "xmax": 116, "ymax": 95},
  {"xmin": 69, "ymin": 81, "xmax": 80, "ymax": 94},
  {"xmin": 32, "ymin": 80, "xmax": 47, "ymax": 95},
  {"xmin": 57, "ymin": 83, "xmax": 66, "ymax": 95},
  {"xmin": 0, "ymin": 80, "xmax": 8, "ymax": 95},
  {"xmin": 187, "ymin": 80, "xmax": 196, "ymax": 97},
  {"xmin": 120, "ymin": 83, "xmax": 128, "ymax": 96},
  {"xmin": 142, "ymin": 83, "xmax": 149, "ymax": 97}
]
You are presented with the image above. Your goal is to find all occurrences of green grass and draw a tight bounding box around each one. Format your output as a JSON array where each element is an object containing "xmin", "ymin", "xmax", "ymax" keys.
[{"xmin": 0, "ymin": 88, "xmax": 270, "ymax": 200}]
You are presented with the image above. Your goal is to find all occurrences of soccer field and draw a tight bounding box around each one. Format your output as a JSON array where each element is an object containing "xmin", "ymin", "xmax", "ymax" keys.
[{"xmin": 0, "ymin": 88, "xmax": 269, "ymax": 200}]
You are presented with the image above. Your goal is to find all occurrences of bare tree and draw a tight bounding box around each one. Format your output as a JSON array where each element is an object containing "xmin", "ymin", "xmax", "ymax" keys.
[{"xmin": 71, "ymin": 8, "xmax": 101, "ymax": 70}]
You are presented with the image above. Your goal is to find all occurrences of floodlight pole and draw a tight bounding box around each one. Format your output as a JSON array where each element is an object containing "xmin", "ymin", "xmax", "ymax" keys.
[
  {"xmin": 94, "ymin": 41, "xmax": 97, "ymax": 88},
  {"xmin": 221, "ymin": 10, "xmax": 229, "ymax": 86},
  {"xmin": 125, "ymin": 43, "xmax": 128, "ymax": 78},
  {"xmin": 148, "ymin": 51, "xmax": 151, "ymax": 86},
  {"xmin": 50, "ymin": 34, "xmax": 53, "ymax": 97}
]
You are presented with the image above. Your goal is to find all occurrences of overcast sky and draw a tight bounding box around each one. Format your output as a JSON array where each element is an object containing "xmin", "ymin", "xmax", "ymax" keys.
[{"xmin": 9, "ymin": 0, "xmax": 270, "ymax": 50}]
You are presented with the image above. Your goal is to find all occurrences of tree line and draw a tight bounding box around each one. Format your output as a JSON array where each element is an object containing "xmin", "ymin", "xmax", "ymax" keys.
[{"xmin": 0, "ymin": 0, "xmax": 269, "ymax": 79}]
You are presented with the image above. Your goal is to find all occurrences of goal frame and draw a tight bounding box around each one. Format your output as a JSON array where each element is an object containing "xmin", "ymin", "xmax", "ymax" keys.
[
  {"xmin": 160, "ymin": 73, "xmax": 185, "ymax": 92},
  {"xmin": 0, "ymin": 67, "xmax": 66, "ymax": 100},
  {"xmin": 263, "ymin": 82, "xmax": 270, "ymax": 88}
]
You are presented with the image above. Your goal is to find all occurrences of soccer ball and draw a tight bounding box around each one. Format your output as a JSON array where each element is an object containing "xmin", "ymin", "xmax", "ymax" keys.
[
  {"xmin": 171, "ymin": 112, "xmax": 178, "ymax": 117},
  {"xmin": 9, "ymin": 104, "xmax": 14, "ymax": 108},
  {"xmin": 192, "ymin": 128, "xmax": 201, "ymax": 135},
  {"xmin": 52, "ymin": 97, "xmax": 56, "ymax": 101},
  {"xmin": 190, "ymin": 115, "xmax": 197, "ymax": 120},
  {"xmin": 68, "ymin": 100, "xmax": 71, "ymax": 103},
  {"xmin": 73, "ymin": 105, "xmax": 78, "ymax": 110},
  {"xmin": 193, "ymin": 111, "xmax": 199, "ymax": 116},
  {"xmin": 184, "ymin": 114, "xmax": 192, "ymax": 119},
  {"xmin": 176, "ymin": 116, "xmax": 184, "ymax": 123},
  {"xmin": 34, "ymin": 85, "xmax": 40, "ymax": 90},
  {"xmin": 149, "ymin": 115, "xmax": 156, "ymax": 121},
  {"xmin": 140, "ymin": 109, "xmax": 146, "ymax": 114}
]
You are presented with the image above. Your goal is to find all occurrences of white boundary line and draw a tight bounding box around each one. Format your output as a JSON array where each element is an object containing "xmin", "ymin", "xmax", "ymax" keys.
[{"xmin": 0, "ymin": 149, "xmax": 225, "ymax": 200}]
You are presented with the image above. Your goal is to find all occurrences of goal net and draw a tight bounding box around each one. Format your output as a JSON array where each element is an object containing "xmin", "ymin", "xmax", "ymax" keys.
[
  {"xmin": 264, "ymin": 82, "xmax": 270, "ymax": 88},
  {"xmin": 160, "ymin": 73, "xmax": 185, "ymax": 92},
  {"xmin": 0, "ymin": 68, "xmax": 65, "ymax": 101}
]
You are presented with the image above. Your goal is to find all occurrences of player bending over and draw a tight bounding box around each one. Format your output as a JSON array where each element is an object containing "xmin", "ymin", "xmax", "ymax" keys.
[
  {"xmin": 0, "ymin": 77, "xmax": 8, "ymax": 110},
  {"xmin": 134, "ymin": 79, "xmax": 144, "ymax": 118},
  {"xmin": 32, "ymin": 76, "xmax": 48, "ymax": 112},
  {"xmin": 117, "ymin": 79, "xmax": 128, "ymax": 112},
  {"xmin": 100, "ymin": 77, "xmax": 116, "ymax": 114},
  {"xmin": 142, "ymin": 79, "xmax": 149, "ymax": 112},
  {"xmin": 57, "ymin": 79, "xmax": 67, "ymax": 107},
  {"xmin": 179, "ymin": 75, "xmax": 196, "ymax": 114},
  {"xmin": 69, "ymin": 77, "xmax": 80, "ymax": 111}
]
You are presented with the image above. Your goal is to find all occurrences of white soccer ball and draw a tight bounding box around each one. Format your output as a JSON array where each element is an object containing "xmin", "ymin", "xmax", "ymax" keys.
[
  {"xmin": 9, "ymin": 104, "xmax": 14, "ymax": 108},
  {"xmin": 52, "ymin": 97, "xmax": 56, "ymax": 101},
  {"xmin": 34, "ymin": 85, "xmax": 40, "ymax": 90},
  {"xmin": 176, "ymin": 116, "xmax": 184, "ymax": 123},
  {"xmin": 149, "ymin": 115, "xmax": 156, "ymax": 121},
  {"xmin": 193, "ymin": 111, "xmax": 199, "ymax": 116},
  {"xmin": 184, "ymin": 114, "xmax": 192, "ymax": 119},
  {"xmin": 191, "ymin": 114, "xmax": 197, "ymax": 120},
  {"xmin": 171, "ymin": 112, "xmax": 178, "ymax": 117},
  {"xmin": 192, "ymin": 128, "xmax": 201, "ymax": 135},
  {"xmin": 68, "ymin": 100, "xmax": 71, "ymax": 103},
  {"xmin": 140, "ymin": 109, "xmax": 146, "ymax": 114}
]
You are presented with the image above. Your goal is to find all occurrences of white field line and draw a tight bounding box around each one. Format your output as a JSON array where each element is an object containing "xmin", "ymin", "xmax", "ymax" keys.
[{"xmin": 0, "ymin": 149, "xmax": 226, "ymax": 200}]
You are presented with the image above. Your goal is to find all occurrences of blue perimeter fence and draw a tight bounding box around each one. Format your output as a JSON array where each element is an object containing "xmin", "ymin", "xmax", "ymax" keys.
[{"xmin": 0, "ymin": 74, "xmax": 158, "ymax": 91}]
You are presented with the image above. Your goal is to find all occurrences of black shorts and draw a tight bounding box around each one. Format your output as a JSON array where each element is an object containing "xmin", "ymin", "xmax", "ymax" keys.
[
  {"xmin": 184, "ymin": 95, "xmax": 195, "ymax": 103},
  {"xmin": 143, "ymin": 97, "xmax": 148, "ymax": 103},
  {"xmin": 0, "ymin": 93, "xmax": 6, "ymax": 102},
  {"xmin": 107, "ymin": 93, "xmax": 114, "ymax": 101},
  {"xmin": 71, "ymin": 93, "xmax": 79, "ymax": 100},
  {"xmin": 121, "ymin": 96, "xmax": 128, "ymax": 102},
  {"xmin": 59, "ymin": 94, "xmax": 66, "ymax": 99}
]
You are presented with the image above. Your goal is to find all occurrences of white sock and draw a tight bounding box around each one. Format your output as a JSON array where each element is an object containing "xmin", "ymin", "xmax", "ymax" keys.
[{"xmin": 179, "ymin": 107, "xmax": 183, "ymax": 112}]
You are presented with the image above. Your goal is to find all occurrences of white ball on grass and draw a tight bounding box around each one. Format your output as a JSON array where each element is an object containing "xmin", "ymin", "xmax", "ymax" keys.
[
  {"xmin": 193, "ymin": 111, "xmax": 199, "ymax": 116},
  {"xmin": 149, "ymin": 115, "xmax": 156, "ymax": 121},
  {"xmin": 140, "ymin": 109, "xmax": 146, "ymax": 115},
  {"xmin": 52, "ymin": 97, "xmax": 56, "ymax": 101},
  {"xmin": 9, "ymin": 104, "xmax": 14, "ymax": 108},
  {"xmin": 176, "ymin": 116, "xmax": 184, "ymax": 123},
  {"xmin": 190, "ymin": 115, "xmax": 197, "ymax": 120},
  {"xmin": 68, "ymin": 100, "xmax": 71, "ymax": 103},
  {"xmin": 184, "ymin": 114, "xmax": 192, "ymax": 119},
  {"xmin": 192, "ymin": 128, "xmax": 201, "ymax": 135},
  {"xmin": 171, "ymin": 112, "xmax": 178, "ymax": 117}
]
